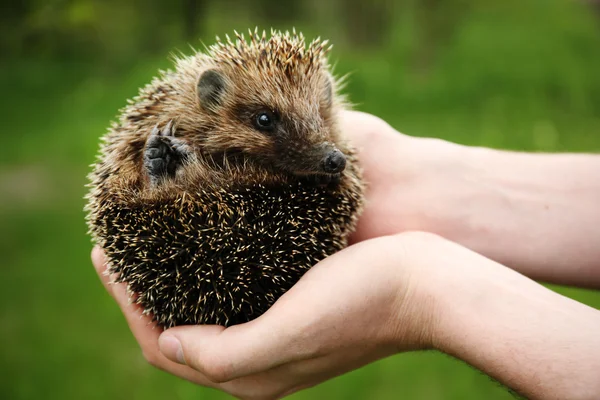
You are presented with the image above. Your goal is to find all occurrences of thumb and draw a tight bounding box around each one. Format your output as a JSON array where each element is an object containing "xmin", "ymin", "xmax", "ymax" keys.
[{"xmin": 157, "ymin": 307, "xmax": 311, "ymax": 383}]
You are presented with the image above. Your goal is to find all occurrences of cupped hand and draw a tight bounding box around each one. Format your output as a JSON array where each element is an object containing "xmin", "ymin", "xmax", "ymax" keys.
[
  {"xmin": 92, "ymin": 231, "xmax": 440, "ymax": 400},
  {"xmin": 92, "ymin": 110, "xmax": 600, "ymax": 399},
  {"xmin": 339, "ymin": 110, "xmax": 467, "ymax": 244}
]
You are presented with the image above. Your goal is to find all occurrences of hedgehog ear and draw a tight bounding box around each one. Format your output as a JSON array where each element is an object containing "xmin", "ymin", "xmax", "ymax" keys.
[{"xmin": 197, "ymin": 69, "xmax": 226, "ymax": 111}]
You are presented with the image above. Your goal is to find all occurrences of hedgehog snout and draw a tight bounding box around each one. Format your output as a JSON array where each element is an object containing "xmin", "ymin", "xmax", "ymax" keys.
[
  {"xmin": 278, "ymin": 142, "xmax": 346, "ymax": 177},
  {"xmin": 322, "ymin": 149, "xmax": 346, "ymax": 174}
]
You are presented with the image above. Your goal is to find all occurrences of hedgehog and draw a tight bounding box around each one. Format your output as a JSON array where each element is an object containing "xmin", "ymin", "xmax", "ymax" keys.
[{"xmin": 86, "ymin": 29, "xmax": 364, "ymax": 328}]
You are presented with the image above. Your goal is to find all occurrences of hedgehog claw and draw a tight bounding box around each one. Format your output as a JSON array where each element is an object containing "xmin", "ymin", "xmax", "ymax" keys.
[
  {"xmin": 160, "ymin": 120, "xmax": 174, "ymax": 137},
  {"xmin": 144, "ymin": 122, "xmax": 190, "ymax": 187}
]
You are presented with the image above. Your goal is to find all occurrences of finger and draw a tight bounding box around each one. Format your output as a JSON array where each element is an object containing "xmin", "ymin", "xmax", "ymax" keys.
[
  {"xmin": 112, "ymin": 276, "xmax": 220, "ymax": 387},
  {"xmin": 91, "ymin": 246, "xmax": 106, "ymax": 273},
  {"xmin": 91, "ymin": 247, "xmax": 158, "ymax": 344},
  {"xmin": 159, "ymin": 316, "xmax": 299, "ymax": 383},
  {"xmin": 159, "ymin": 300, "xmax": 317, "ymax": 383},
  {"xmin": 92, "ymin": 248, "xmax": 163, "ymax": 362},
  {"xmin": 91, "ymin": 246, "xmax": 115, "ymax": 296},
  {"xmin": 91, "ymin": 247, "xmax": 219, "ymax": 388}
]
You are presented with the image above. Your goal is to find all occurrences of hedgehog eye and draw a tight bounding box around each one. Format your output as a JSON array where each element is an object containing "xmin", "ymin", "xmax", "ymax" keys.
[{"xmin": 253, "ymin": 110, "xmax": 277, "ymax": 131}]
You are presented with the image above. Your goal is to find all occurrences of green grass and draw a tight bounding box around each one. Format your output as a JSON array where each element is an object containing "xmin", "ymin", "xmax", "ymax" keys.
[{"xmin": 2, "ymin": 1, "xmax": 600, "ymax": 398}]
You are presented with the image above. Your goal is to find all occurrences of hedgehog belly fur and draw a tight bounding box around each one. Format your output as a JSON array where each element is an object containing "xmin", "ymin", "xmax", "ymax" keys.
[{"xmin": 90, "ymin": 180, "xmax": 362, "ymax": 328}]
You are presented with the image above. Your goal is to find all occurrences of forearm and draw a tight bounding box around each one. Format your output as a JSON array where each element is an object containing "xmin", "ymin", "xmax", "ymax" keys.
[
  {"xmin": 395, "ymin": 134, "xmax": 600, "ymax": 287},
  {"xmin": 419, "ymin": 236, "xmax": 600, "ymax": 399},
  {"xmin": 452, "ymin": 147, "xmax": 600, "ymax": 287}
]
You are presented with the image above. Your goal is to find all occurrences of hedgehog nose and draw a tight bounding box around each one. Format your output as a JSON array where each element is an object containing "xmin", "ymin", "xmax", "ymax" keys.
[{"xmin": 323, "ymin": 149, "xmax": 346, "ymax": 174}]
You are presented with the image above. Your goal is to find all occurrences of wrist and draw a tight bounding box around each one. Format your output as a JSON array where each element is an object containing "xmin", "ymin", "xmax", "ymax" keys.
[
  {"xmin": 389, "ymin": 231, "xmax": 534, "ymax": 352},
  {"xmin": 384, "ymin": 232, "xmax": 462, "ymax": 352},
  {"xmin": 424, "ymin": 239, "xmax": 600, "ymax": 399}
]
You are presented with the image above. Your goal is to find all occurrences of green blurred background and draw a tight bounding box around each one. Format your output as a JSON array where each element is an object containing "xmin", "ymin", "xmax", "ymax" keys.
[{"xmin": 2, "ymin": 0, "xmax": 599, "ymax": 399}]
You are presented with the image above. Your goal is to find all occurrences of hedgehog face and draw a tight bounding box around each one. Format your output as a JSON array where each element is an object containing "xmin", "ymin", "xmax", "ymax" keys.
[
  {"xmin": 194, "ymin": 31, "xmax": 347, "ymax": 179},
  {"xmin": 196, "ymin": 67, "xmax": 345, "ymax": 178}
]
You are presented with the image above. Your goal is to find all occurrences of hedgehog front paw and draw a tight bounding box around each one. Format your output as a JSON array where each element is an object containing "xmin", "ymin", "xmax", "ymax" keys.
[{"xmin": 144, "ymin": 121, "xmax": 191, "ymax": 186}]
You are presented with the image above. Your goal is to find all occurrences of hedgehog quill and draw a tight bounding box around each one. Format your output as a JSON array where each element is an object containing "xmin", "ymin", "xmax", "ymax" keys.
[{"xmin": 86, "ymin": 29, "xmax": 365, "ymax": 328}]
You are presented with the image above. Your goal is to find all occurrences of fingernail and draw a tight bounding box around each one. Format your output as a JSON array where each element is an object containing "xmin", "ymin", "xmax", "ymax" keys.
[{"xmin": 159, "ymin": 335, "xmax": 185, "ymax": 364}]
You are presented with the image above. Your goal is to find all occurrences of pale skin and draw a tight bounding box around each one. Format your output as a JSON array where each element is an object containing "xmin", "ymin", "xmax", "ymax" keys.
[{"xmin": 92, "ymin": 110, "xmax": 600, "ymax": 400}]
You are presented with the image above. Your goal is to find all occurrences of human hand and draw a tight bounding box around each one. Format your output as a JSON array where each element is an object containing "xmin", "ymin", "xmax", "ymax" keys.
[
  {"xmin": 90, "ymin": 111, "xmax": 476, "ymax": 400},
  {"xmin": 338, "ymin": 110, "xmax": 468, "ymax": 245},
  {"xmin": 93, "ymin": 229, "xmax": 600, "ymax": 399},
  {"xmin": 92, "ymin": 110, "xmax": 600, "ymax": 399},
  {"xmin": 92, "ymin": 232, "xmax": 440, "ymax": 399},
  {"xmin": 342, "ymin": 111, "xmax": 600, "ymax": 287}
]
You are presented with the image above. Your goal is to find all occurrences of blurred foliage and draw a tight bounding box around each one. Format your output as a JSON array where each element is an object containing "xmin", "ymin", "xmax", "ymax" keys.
[{"xmin": 1, "ymin": 1, "xmax": 599, "ymax": 399}]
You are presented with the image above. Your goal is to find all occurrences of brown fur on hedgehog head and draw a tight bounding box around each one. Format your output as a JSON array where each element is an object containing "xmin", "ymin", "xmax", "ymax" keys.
[{"xmin": 149, "ymin": 29, "xmax": 348, "ymax": 180}]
